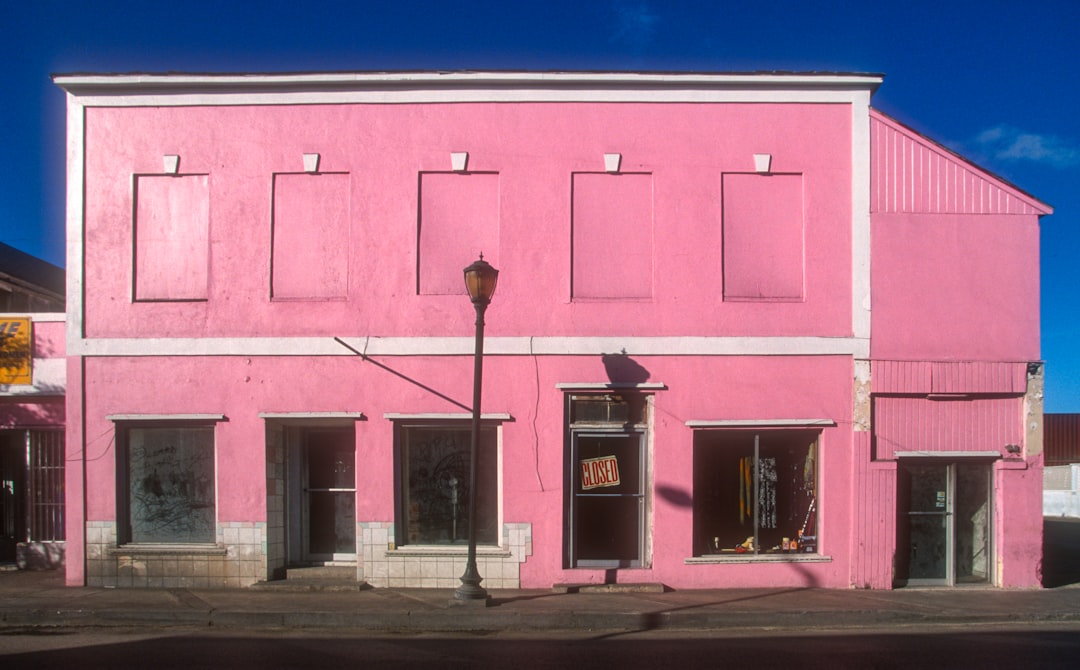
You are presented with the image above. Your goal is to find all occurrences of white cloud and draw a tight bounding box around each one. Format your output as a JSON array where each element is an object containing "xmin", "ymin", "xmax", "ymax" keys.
[
  {"xmin": 609, "ymin": 1, "xmax": 659, "ymax": 47},
  {"xmin": 975, "ymin": 124, "xmax": 1079, "ymax": 168}
]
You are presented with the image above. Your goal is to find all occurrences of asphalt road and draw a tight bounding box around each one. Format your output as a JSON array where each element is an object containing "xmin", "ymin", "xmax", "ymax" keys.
[{"xmin": 3, "ymin": 623, "xmax": 1080, "ymax": 669}]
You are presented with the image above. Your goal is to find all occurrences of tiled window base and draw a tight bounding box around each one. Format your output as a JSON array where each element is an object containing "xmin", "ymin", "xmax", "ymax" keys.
[
  {"xmin": 84, "ymin": 519, "xmax": 529, "ymax": 589},
  {"xmin": 85, "ymin": 520, "xmax": 266, "ymax": 589},
  {"xmin": 360, "ymin": 521, "xmax": 532, "ymax": 589}
]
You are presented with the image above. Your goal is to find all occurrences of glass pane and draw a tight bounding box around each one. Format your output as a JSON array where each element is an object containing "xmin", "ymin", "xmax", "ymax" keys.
[
  {"xmin": 956, "ymin": 463, "xmax": 991, "ymax": 583},
  {"xmin": 575, "ymin": 495, "xmax": 640, "ymax": 561},
  {"xmin": 909, "ymin": 465, "xmax": 949, "ymax": 513},
  {"xmin": 572, "ymin": 433, "xmax": 644, "ymax": 564},
  {"xmin": 692, "ymin": 431, "xmax": 818, "ymax": 556},
  {"xmin": 907, "ymin": 514, "xmax": 949, "ymax": 580},
  {"xmin": 307, "ymin": 429, "xmax": 355, "ymax": 490},
  {"xmin": 575, "ymin": 435, "xmax": 640, "ymax": 494},
  {"xmin": 402, "ymin": 426, "xmax": 496, "ymax": 545},
  {"xmin": 128, "ymin": 426, "xmax": 215, "ymax": 543},
  {"xmin": 309, "ymin": 491, "xmax": 356, "ymax": 554}
]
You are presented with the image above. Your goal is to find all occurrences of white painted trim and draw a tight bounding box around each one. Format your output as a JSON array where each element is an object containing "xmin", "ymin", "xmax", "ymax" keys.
[
  {"xmin": 0, "ymin": 313, "xmax": 65, "ymax": 322},
  {"xmin": 894, "ymin": 451, "xmax": 1001, "ymax": 459},
  {"xmin": 258, "ymin": 412, "xmax": 365, "ymax": 420},
  {"xmin": 851, "ymin": 91, "xmax": 873, "ymax": 343},
  {"xmin": 54, "ymin": 71, "xmax": 883, "ymax": 87},
  {"xmin": 0, "ymin": 358, "xmax": 67, "ymax": 396},
  {"xmin": 65, "ymin": 96, "xmax": 86, "ymax": 349},
  {"xmin": 56, "ymin": 88, "xmax": 875, "ymax": 109},
  {"xmin": 555, "ymin": 382, "xmax": 667, "ymax": 391},
  {"xmin": 106, "ymin": 413, "xmax": 227, "ymax": 422},
  {"xmin": 383, "ymin": 413, "xmax": 513, "ymax": 421},
  {"xmin": 52, "ymin": 71, "xmax": 880, "ymax": 109},
  {"xmin": 53, "ymin": 72, "xmax": 883, "ymax": 105},
  {"xmin": 686, "ymin": 419, "xmax": 836, "ymax": 428},
  {"xmin": 71, "ymin": 335, "xmax": 869, "ymax": 358}
]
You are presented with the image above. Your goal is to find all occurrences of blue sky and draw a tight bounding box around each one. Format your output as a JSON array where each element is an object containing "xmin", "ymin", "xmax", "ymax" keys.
[{"xmin": 2, "ymin": 1, "xmax": 1077, "ymax": 409}]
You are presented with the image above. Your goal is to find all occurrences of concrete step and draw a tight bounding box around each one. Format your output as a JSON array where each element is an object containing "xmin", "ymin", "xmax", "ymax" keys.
[
  {"xmin": 250, "ymin": 579, "xmax": 367, "ymax": 592},
  {"xmin": 551, "ymin": 582, "xmax": 667, "ymax": 594},
  {"xmin": 285, "ymin": 565, "xmax": 357, "ymax": 581},
  {"xmin": 250, "ymin": 565, "xmax": 366, "ymax": 592}
]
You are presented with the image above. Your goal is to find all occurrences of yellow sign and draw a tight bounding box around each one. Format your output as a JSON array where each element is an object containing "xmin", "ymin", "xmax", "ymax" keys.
[{"xmin": 0, "ymin": 317, "xmax": 32, "ymax": 385}]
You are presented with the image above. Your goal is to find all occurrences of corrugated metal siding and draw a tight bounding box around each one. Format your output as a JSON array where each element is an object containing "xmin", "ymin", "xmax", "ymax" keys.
[
  {"xmin": 872, "ymin": 360, "xmax": 1027, "ymax": 395},
  {"xmin": 870, "ymin": 111, "xmax": 1051, "ymax": 216},
  {"xmin": 873, "ymin": 396, "xmax": 1022, "ymax": 460},
  {"xmin": 850, "ymin": 431, "xmax": 896, "ymax": 589},
  {"xmin": 1045, "ymin": 414, "xmax": 1080, "ymax": 466}
]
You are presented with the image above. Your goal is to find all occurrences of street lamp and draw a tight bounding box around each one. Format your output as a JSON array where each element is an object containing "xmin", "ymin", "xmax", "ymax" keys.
[{"xmin": 454, "ymin": 255, "xmax": 498, "ymax": 604}]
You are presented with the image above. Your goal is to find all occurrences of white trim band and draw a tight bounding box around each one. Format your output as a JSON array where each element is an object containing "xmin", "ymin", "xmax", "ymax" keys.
[
  {"xmin": 894, "ymin": 451, "xmax": 1001, "ymax": 459},
  {"xmin": 383, "ymin": 413, "xmax": 513, "ymax": 421},
  {"xmin": 107, "ymin": 413, "xmax": 227, "ymax": 422},
  {"xmin": 556, "ymin": 382, "xmax": 667, "ymax": 391},
  {"xmin": 686, "ymin": 419, "xmax": 836, "ymax": 428},
  {"xmin": 72, "ymin": 335, "xmax": 869, "ymax": 358}
]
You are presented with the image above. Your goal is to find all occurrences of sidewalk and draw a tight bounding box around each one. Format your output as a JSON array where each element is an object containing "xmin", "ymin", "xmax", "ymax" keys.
[{"xmin": 3, "ymin": 569, "xmax": 1080, "ymax": 633}]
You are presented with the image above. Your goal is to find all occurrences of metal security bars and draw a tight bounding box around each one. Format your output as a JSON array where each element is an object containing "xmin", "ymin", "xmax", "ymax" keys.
[{"xmin": 29, "ymin": 430, "xmax": 65, "ymax": 542}]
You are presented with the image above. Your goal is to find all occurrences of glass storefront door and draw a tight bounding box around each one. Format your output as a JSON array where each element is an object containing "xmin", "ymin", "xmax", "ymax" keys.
[
  {"xmin": 288, "ymin": 427, "xmax": 356, "ymax": 564},
  {"xmin": 897, "ymin": 461, "xmax": 992, "ymax": 586},
  {"xmin": 569, "ymin": 433, "xmax": 644, "ymax": 567}
]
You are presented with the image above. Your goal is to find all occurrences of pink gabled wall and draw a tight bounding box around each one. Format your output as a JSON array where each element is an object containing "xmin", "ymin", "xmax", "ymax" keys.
[
  {"xmin": 871, "ymin": 212, "xmax": 1040, "ymax": 361},
  {"xmin": 869, "ymin": 110, "xmax": 1047, "ymax": 362},
  {"xmin": 80, "ymin": 102, "xmax": 854, "ymax": 341}
]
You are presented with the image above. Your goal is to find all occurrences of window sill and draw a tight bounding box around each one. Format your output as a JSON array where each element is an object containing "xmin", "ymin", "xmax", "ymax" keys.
[
  {"xmin": 685, "ymin": 554, "xmax": 831, "ymax": 565},
  {"xmin": 110, "ymin": 544, "xmax": 227, "ymax": 557},
  {"xmin": 385, "ymin": 545, "xmax": 511, "ymax": 558}
]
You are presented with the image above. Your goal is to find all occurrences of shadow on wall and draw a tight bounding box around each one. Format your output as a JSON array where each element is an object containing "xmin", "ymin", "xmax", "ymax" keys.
[
  {"xmin": 1042, "ymin": 517, "xmax": 1080, "ymax": 587},
  {"xmin": 601, "ymin": 350, "xmax": 650, "ymax": 386}
]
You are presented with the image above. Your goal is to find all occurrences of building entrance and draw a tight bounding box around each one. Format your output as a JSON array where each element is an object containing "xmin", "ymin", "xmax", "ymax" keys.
[
  {"xmin": 287, "ymin": 427, "xmax": 356, "ymax": 565},
  {"xmin": 564, "ymin": 393, "xmax": 648, "ymax": 569},
  {"xmin": 896, "ymin": 461, "xmax": 992, "ymax": 586}
]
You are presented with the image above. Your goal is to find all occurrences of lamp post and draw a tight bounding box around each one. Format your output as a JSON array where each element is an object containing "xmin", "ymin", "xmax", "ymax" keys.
[{"xmin": 454, "ymin": 255, "xmax": 498, "ymax": 603}]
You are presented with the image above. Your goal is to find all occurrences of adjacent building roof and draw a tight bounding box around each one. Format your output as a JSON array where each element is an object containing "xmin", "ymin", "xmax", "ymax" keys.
[{"xmin": 0, "ymin": 242, "xmax": 65, "ymax": 311}]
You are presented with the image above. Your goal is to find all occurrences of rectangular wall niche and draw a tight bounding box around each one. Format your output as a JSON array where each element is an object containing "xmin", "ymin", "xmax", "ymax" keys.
[
  {"xmin": 722, "ymin": 173, "xmax": 805, "ymax": 301},
  {"xmin": 133, "ymin": 175, "xmax": 210, "ymax": 301},
  {"xmin": 271, "ymin": 173, "xmax": 350, "ymax": 300},
  {"xmin": 572, "ymin": 173, "xmax": 653, "ymax": 300},
  {"xmin": 418, "ymin": 173, "xmax": 499, "ymax": 295}
]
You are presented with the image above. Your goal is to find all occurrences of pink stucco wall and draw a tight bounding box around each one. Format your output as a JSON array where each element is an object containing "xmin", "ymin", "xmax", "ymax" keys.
[
  {"xmin": 80, "ymin": 102, "xmax": 853, "ymax": 340},
  {"xmin": 77, "ymin": 352, "xmax": 854, "ymax": 589}
]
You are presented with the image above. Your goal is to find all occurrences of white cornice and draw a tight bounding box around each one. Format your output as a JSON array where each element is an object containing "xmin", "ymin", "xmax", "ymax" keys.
[{"xmin": 53, "ymin": 71, "xmax": 883, "ymax": 106}]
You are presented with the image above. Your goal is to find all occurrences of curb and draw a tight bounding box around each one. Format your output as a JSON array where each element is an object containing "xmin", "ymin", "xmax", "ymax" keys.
[{"xmin": 5, "ymin": 607, "xmax": 1080, "ymax": 633}]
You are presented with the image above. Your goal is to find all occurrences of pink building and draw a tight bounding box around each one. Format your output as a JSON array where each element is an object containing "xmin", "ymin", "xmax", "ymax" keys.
[
  {"xmin": 0, "ymin": 243, "xmax": 66, "ymax": 569},
  {"xmin": 54, "ymin": 71, "xmax": 1051, "ymax": 590}
]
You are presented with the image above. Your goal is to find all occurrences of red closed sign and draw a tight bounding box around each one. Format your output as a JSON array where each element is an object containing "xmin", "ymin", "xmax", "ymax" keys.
[{"xmin": 580, "ymin": 455, "xmax": 620, "ymax": 490}]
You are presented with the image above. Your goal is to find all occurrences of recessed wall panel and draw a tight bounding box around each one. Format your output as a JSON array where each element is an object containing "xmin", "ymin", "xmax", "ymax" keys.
[
  {"xmin": 722, "ymin": 173, "xmax": 804, "ymax": 301},
  {"xmin": 133, "ymin": 175, "xmax": 209, "ymax": 301},
  {"xmin": 272, "ymin": 173, "xmax": 350, "ymax": 300},
  {"xmin": 418, "ymin": 173, "xmax": 499, "ymax": 295},
  {"xmin": 572, "ymin": 173, "xmax": 653, "ymax": 300}
]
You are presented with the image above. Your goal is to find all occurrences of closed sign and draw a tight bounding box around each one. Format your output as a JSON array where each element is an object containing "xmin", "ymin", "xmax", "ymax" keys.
[{"xmin": 581, "ymin": 455, "xmax": 620, "ymax": 490}]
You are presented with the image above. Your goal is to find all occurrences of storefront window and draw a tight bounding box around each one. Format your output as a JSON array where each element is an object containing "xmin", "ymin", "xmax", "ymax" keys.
[
  {"xmin": 693, "ymin": 430, "xmax": 818, "ymax": 556},
  {"xmin": 120, "ymin": 424, "xmax": 216, "ymax": 544},
  {"xmin": 396, "ymin": 424, "xmax": 497, "ymax": 546}
]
